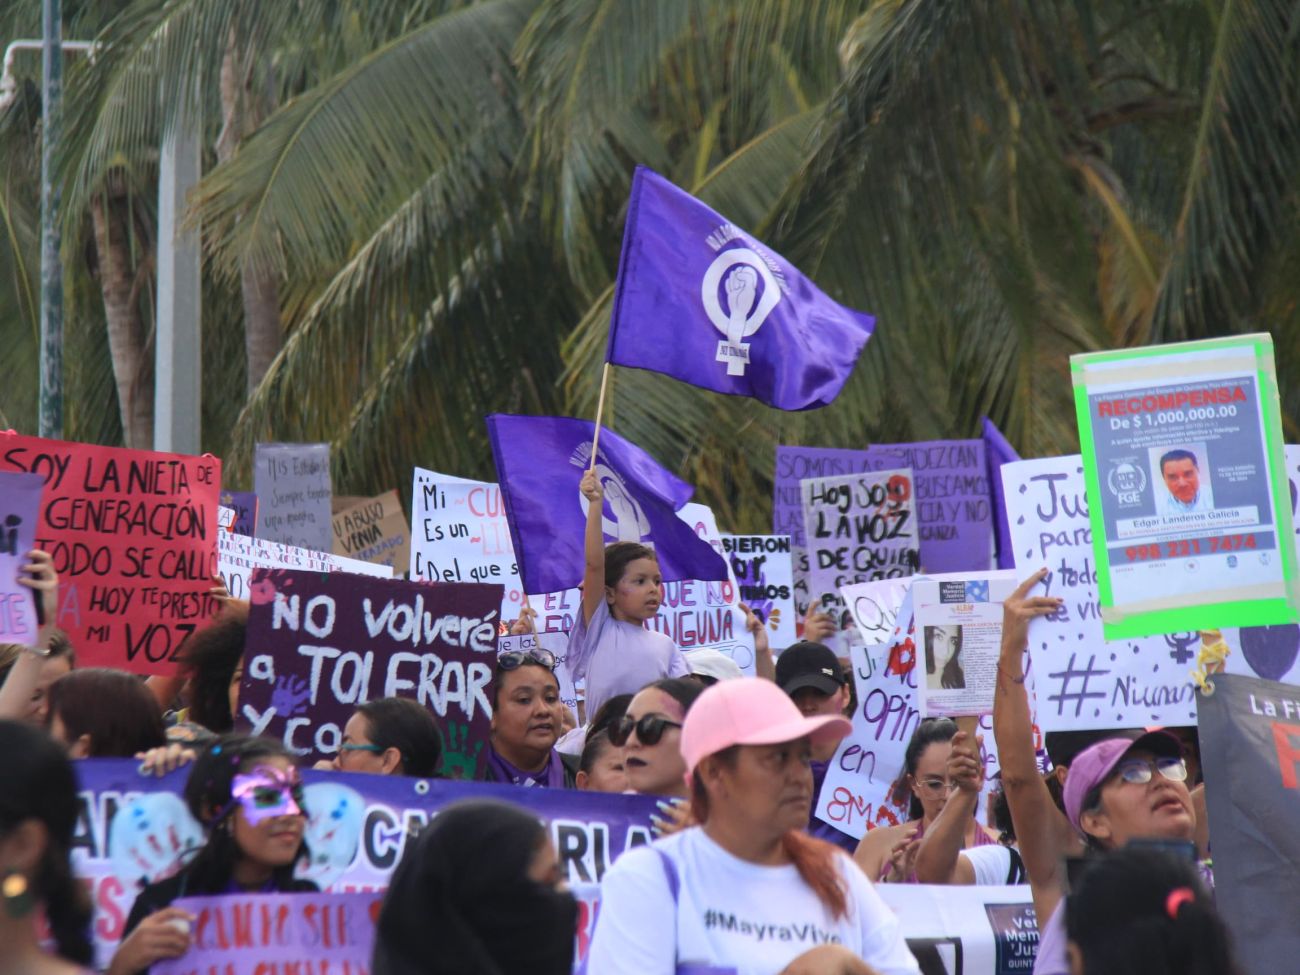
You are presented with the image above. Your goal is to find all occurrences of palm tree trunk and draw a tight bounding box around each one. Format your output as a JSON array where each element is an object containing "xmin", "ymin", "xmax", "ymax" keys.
[
  {"xmin": 218, "ymin": 34, "xmax": 282, "ymax": 397},
  {"xmin": 90, "ymin": 190, "xmax": 153, "ymax": 448}
]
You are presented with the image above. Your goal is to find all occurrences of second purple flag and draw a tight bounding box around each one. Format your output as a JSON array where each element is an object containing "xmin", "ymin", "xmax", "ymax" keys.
[
  {"xmin": 487, "ymin": 413, "xmax": 729, "ymax": 596},
  {"xmin": 606, "ymin": 166, "xmax": 875, "ymax": 411}
]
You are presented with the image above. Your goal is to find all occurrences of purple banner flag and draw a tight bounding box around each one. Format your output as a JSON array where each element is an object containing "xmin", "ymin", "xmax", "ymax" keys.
[
  {"xmin": 606, "ymin": 167, "xmax": 875, "ymax": 411},
  {"xmin": 487, "ymin": 413, "xmax": 728, "ymax": 595},
  {"xmin": 981, "ymin": 419, "xmax": 1021, "ymax": 571},
  {"xmin": 218, "ymin": 489, "xmax": 258, "ymax": 536}
]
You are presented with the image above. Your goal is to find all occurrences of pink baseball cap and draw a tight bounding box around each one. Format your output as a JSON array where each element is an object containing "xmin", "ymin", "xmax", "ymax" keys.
[
  {"xmin": 1062, "ymin": 731, "xmax": 1183, "ymax": 832},
  {"xmin": 680, "ymin": 677, "xmax": 852, "ymax": 782}
]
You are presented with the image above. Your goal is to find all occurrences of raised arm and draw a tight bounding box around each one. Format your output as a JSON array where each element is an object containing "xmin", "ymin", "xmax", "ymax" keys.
[
  {"xmin": 913, "ymin": 725, "xmax": 982, "ymax": 885},
  {"xmin": 0, "ymin": 550, "xmax": 60, "ymax": 720},
  {"xmin": 992, "ymin": 569, "xmax": 1080, "ymax": 924},
  {"xmin": 580, "ymin": 470, "xmax": 606, "ymax": 626},
  {"xmin": 740, "ymin": 603, "xmax": 776, "ymax": 681}
]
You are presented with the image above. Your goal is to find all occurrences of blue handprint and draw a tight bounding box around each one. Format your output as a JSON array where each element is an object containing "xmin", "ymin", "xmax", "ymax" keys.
[{"xmin": 271, "ymin": 674, "xmax": 311, "ymax": 717}]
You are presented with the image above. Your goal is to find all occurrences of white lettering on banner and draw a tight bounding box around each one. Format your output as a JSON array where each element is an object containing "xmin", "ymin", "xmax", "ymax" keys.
[{"xmin": 1002, "ymin": 456, "xmax": 1199, "ymax": 730}]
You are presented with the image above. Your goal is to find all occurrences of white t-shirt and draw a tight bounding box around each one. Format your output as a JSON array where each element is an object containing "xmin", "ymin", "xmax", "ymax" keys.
[
  {"xmin": 587, "ymin": 828, "xmax": 921, "ymax": 975},
  {"xmin": 960, "ymin": 844, "xmax": 1025, "ymax": 886}
]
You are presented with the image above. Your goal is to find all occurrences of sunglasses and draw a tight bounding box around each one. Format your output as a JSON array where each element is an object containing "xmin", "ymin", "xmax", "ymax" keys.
[
  {"xmin": 498, "ymin": 648, "xmax": 557, "ymax": 671},
  {"xmin": 609, "ymin": 713, "xmax": 682, "ymax": 747},
  {"xmin": 1113, "ymin": 757, "xmax": 1188, "ymax": 786}
]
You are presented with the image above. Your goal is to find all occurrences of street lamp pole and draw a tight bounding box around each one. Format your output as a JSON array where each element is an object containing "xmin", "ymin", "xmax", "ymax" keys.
[{"xmin": 39, "ymin": 0, "xmax": 63, "ymax": 439}]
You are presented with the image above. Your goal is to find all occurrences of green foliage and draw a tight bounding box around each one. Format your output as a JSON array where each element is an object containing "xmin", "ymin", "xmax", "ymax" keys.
[{"xmin": 0, "ymin": 0, "xmax": 1296, "ymax": 533}]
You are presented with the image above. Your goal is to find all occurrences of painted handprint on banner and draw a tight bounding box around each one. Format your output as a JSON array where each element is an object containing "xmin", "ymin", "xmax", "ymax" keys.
[
  {"xmin": 440, "ymin": 721, "xmax": 484, "ymax": 779},
  {"xmin": 109, "ymin": 793, "xmax": 204, "ymax": 891},
  {"xmin": 296, "ymin": 781, "xmax": 364, "ymax": 889},
  {"xmin": 271, "ymin": 674, "xmax": 311, "ymax": 718}
]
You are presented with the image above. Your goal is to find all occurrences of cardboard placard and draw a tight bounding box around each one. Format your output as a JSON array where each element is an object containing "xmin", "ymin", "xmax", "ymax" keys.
[
  {"xmin": 0, "ymin": 433, "xmax": 220, "ymax": 673},
  {"xmin": 331, "ymin": 489, "xmax": 411, "ymax": 573}
]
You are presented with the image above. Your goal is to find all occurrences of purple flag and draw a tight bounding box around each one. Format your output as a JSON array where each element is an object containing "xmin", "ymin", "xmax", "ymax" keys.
[
  {"xmin": 606, "ymin": 167, "xmax": 875, "ymax": 411},
  {"xmin": 487, "ymin": 413, "xmax": 729, "ymax": 595},
  {"xmin": 982, "ymin": 418, "xmax": 1021, "ymax": 571}
]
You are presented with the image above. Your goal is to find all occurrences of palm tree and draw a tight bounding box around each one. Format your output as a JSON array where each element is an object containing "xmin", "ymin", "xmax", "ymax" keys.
[{"xmin": 5, "ymin": 0, "xmax": 1297, "ymax": 533}]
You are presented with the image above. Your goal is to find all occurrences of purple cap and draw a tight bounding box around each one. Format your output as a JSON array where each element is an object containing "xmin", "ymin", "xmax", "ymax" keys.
[{"xmin": 1062, "ymin": 731, "xmax": 1184, "ymax": 831}]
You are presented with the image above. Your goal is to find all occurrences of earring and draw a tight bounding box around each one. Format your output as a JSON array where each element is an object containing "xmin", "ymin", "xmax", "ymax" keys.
[{"xmin": 2, "ymin": 870, "xmax": 33, "ymax": 919}]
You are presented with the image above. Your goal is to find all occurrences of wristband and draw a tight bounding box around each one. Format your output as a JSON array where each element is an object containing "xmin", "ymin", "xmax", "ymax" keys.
[{"xmin": 997, "ymin": 661, "xmax": 1027, "ymax": 685}]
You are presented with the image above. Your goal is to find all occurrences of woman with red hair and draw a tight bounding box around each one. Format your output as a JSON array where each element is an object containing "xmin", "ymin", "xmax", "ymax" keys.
[{"xmin": 587, "ymin": 677, "xmax": 919, "ymax": 975}]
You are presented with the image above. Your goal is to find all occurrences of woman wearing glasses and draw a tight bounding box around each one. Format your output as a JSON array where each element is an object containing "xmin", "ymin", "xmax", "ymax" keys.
[
  {"xmin": 330, "ymin": 696, "xmax": 443, "ymax": 778},
  {"xmin": 853, "ymin": 717, "xmax": 1001, "ymax": 883},
  {"xmin": 615, "ymin": 678, "xmax": 703, "ymax": 799},
  {"xmin": 993, "ymin": 571, "xmax": 1201, "ymax": 975},
  {"xmin": 108, "ymin": 735, "xmax": 316, "ymax": 975},
  {"xmin": 480, "ymin": 647, "xmax": 579, "ymax": 788}
]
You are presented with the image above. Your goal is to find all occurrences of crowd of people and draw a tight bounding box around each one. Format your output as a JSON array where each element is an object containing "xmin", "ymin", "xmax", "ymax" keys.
[{"xmin": 0, "ymin": 476, "xmax": 1248, "ymax": 975}]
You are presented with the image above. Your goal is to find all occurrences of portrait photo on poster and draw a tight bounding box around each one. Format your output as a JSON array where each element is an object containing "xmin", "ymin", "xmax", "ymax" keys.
[
  {"xmin": 924, "ymin": 624, "xmax": 965, "ymax": 690},
  {"xmin": 1149, "ymin": 443, "xmax": 1214, "ymax": 517}
]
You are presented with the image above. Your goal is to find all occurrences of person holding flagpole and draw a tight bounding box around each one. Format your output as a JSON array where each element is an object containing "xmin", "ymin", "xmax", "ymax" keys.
[{"xmin": 567, "ymin": 469, "xmax": 691, "ymax": 722}]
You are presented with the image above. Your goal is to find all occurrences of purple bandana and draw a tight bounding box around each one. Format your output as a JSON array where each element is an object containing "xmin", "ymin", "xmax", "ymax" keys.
[{"xmin": 486, "ymin": 748, "xmax": 567, "ymax": 789}]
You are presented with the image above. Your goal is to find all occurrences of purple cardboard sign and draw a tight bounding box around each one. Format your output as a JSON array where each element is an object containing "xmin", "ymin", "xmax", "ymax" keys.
[
  {"xmin": 0, "ymin": 471, "xmax": 43, "ymax": 643},
  {"xmin": 237, "ymin": 568, "xmax": 503, "ymax": 775},
  {"xmin": 219, "ymin": 490, "xmax": 258, "ymax": 536},
  {"xmin": 154, "ymin": 891, "xmax": 382, "ymax": 975},
  {"xmin": 774, "ymin": 442, "xmax": 994, "ymax": 573}
]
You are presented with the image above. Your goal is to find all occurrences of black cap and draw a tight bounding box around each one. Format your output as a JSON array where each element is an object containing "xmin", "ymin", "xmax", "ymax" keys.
[{"xmin": 776, "ymin": 641, "xmax": 845, "ymax": 696}]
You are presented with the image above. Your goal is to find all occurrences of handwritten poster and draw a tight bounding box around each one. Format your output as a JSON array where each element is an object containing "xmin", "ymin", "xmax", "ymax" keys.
[
  {"xmin": 237, "ymin": 569, "xmax": 502, "ymax": 773},
  {"xmin": 774, "ymin": 442, "xmax": 995, "ymax": 570},
  {"xmin": 410, "ymin": 467, "xmax": 528, "ymax": 625},
  {"xmin": 721, "ymin": 534, "xmax": 797, "ymax": 652},
  {"xmin": 254, "ymin": 442, "xmax": 333, "ymax": 551},
  {"xmin": 218, "ymin": 490, "xmax": 257, "ymax": 536},
  {"xmin": 0, "ymin": 433, "xmax": 220, "ymax": 673},
  {"xmin": 217, "ymin": 516, "xmax": 391, "ymax": 601},
  {"xmin": 331, "ymin": 489, "xmax": 410, "ymax": 573},
  {"xmin": 155, "ymin": 891, "xmax": 382, "ymax": 975},
  {"xmin": 0, "ymin": 471, "xmax": 43, "ymax": 643},
  {"xmin": 500, "ymin": 631, "xmax": 579, "ymax": 715},
  {"xmin": 1072, "ymin": 335, "xmax": 1297, "ymax": 638},
  {"xmin": 841, "ymin": 578, "xmax": 912, "ymax": 650},
  {"xmin": 1002, "ymin": 455, "xmax": 1199, "ymax": 731},
  {"xmin": 800, "ymin": 468, "xmax": 918, "ymax": 655}
]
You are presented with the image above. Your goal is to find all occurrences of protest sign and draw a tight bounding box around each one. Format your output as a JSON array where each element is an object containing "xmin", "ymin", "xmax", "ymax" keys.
[
  {"xmin": 722, "ymin": 534, "xmax": 797, "ymax": 652},
  {"xmin": 331, "ymin": 489, "xmax": 410, "ymax": 573},
  {"xmin": 913, "ymin": 572, "xmax": 1019, "ymax": 718},
  {"xmin": 878, "ymin": 885, "xmax": 1038, "ymax": 975},
  {"xmin": 1002, "ymin": 456, "xmax": 1198, "ymax": 731},
  {"xmin": 0, "ymin": 433, "xmax": 220, "ymax": 673},
  {"xmin": 1072, "ymin": 335, "xmax": 1298, "ymax": 638},
  {"xmin": 255, "ymin": 442, "xmax": 333, "ymax": 551},
  {"xmin": 236, "ymin": 569, "xmax": 502, "ymax": 773},
  {"xmin": 0, "ymin": 471, "xmax": 42, "ymax": 643},
  {"xmin": 500, "ymin": 631, "xmax": 579, "ymax": 715},
  {"xmin": 217, "ymin": 522, "xmax": 391, "ymax": 601},
  {"xmin": 218, "ymin": 490, "xmax": 258, "ymax": 536},
  {"xmin": 652, "ymin": 502, "xmax": 756, "ymax": 673},
  {"xmin": 154, "ymin": 891, "xmax": 382, "ymax": 975},
  {"xmin": 72, "ymin": 759, "xmax": 659, "ymax": 970},
  {"xmin": 774, "ymin": 442, "xmax": 995, "ymax": 571},
  {"xmin": 801, "ymin": 467, "xmax": 918, "ymax": 655},
  {"xmin": 410, "ymin": 467, "xmax": 528, "ymax": 624},
  {"xmin": 1197, "ymin": 672, "xmax": 1300, "ymax": 975},
  {"xmin": 841, "ymin": 578, "xmax": 912, "ymax": 649}
]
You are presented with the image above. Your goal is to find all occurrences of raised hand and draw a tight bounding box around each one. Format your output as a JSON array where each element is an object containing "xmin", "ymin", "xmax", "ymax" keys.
[
  {"xmin": 16, "ymin": 549, "xmax": 58, "ymax": 626},
  {"xmin": 1001, "ymin": 569, "xmax": 1064, "ymax": 657},
  {"xmin": 947, "ymin": 731, "xmax": 984, "ymax": 794},
  {"xmin": 580, "ymin": 469, "xmax": 603, "ymax": 503}
]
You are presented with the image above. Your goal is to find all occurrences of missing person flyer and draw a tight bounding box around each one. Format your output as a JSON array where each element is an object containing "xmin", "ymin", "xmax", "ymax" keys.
[
  {"xmin": 913, "ymin": 571, "xmax": 1018, "ymax": 717},
  {"xmin": 1072, "ymin": 335, "xmax": 1299, "ymax": 639}
]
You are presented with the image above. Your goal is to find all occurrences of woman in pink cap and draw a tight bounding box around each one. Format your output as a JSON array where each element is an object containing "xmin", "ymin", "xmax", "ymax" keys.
[{"xmin": 586, "ymin": 677, "xmax": 920, "ymax": 975}]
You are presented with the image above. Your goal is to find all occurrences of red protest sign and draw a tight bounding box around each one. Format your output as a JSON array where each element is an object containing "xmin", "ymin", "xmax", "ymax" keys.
[{"xmin": 0, "ymin": 433, "xmax": 221, "ymax": 673}]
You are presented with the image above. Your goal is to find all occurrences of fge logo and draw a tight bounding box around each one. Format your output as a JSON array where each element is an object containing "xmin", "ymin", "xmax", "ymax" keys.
[{"xmin": 1107, "ymin": 461, "xmax": 1147, "ymax": 506}]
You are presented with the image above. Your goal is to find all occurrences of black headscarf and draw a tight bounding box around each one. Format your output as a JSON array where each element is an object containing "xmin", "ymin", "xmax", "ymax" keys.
[{"xmin": 372, "ymin": 799, "xmax": 576, "ymax": 975}]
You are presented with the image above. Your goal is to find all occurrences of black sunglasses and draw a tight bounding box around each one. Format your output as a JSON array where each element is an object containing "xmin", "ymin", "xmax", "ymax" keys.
[
  {"xmin": 497, "ymin": 648, "xmax": 557, "ymax": 671},
  {"xmin": 609, "ymin": 713, "xmax": 682, "ymax": 747}
]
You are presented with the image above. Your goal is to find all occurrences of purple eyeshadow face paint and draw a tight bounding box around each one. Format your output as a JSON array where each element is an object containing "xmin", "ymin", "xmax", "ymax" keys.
[{"xmin": 230, "ymin": 765, "xmax": 305, "ymax": 826}]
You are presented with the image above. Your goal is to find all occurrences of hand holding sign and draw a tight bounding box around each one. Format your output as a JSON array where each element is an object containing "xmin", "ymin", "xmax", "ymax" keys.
[
  {"xmin": 948, "ymin": 730, "xmax": 984, "ymax": 795},
  {"xmin": 16, "ymin": 549, "xmax": 57, "ymax": 630},
  {"xmin": 1000, "ymin": 569, "xmax": 1063, "ymax": 660}
]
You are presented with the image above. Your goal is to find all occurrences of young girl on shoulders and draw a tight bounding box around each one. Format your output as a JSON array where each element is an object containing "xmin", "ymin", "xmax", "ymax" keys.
[{"xmin": 567, "ymin": 469, "xmax": 689, "ymax": 720}]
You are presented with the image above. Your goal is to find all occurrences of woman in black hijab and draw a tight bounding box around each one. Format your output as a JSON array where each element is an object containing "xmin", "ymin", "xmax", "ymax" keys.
[{"xmin": 372, "ymin": 800, "xmax": 577, "ymax": 975}]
